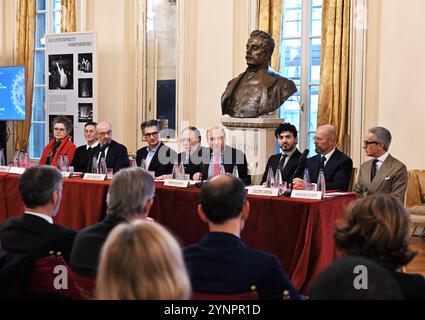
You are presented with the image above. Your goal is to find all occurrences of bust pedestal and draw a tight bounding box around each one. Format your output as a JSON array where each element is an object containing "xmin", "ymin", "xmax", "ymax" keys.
[{"xmin": 221, "ymin": 115, "xmax": 283, "ymax": 185}]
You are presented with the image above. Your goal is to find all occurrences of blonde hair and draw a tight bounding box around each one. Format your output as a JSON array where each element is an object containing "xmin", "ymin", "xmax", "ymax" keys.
[{"xmin": 96, "ymin": 220, "xmax": 191, "ymax": 300}]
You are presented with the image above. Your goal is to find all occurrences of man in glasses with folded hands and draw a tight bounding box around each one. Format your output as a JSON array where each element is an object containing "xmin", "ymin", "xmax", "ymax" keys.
[
  {"xmin": 354, "ymin": 126, "xmax": 408, "ymax": 202},
  {"xmin": 136, "ymin": 119, "xmax": 177, "ymax": 177}
]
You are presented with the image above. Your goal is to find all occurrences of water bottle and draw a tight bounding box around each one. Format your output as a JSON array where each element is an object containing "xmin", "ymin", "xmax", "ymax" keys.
[
  {"xmin": 275, "ymin": 168, "xmax": 283, "ymax": 194},
  {"xmin": 99, "ymin": 157, "xmax": 107, "ymax": 174},
  {"xmin": 178, "ymin": 162, "xmax": 186, "ymax": 180},
  {"xmin": 140, "ymin": 158, "xmax": 147, "ymax": 170},
  {"xmin": 232, "ymin": 165, "xmax": 239, "ymax": 179},
  {"xmin": 0, "ymin": 149, "xmax": 5, "ymax": 166},
  {"xmin": 57, "ymin": 154, "xmax": 64, "ymax": 171},
  {"xmin": 303, "ymin": 168, "xmax": 310, "ymax": 187},
  {"xmin": 266, "ymin": 166, "xmax": 275, "ymax": 188},
  {"xmin": 317, "ymin": 169, "xmax": 326, "ymax": 198},
  {"xmin": 172, "ymin": 160, "xmax": 179, "ymax": 179},
  {"xmin": 91, "ymin": 156, "xmax": 99, "ymax": 173},
  {"xmin": 219, "ymin": 164, "xmax": 226, "ymax": 175},
  {"xmin": 62, "ymin": 155, "xmax": 69, "ymax": 172}
]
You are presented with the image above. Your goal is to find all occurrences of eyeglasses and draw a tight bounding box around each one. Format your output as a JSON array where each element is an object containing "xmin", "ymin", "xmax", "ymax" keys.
[
  {"xmin": 54, "ymin": 127, "xmax": 66, "ymax": 132},
  {"xmin": 179, "ymin": 138, "xmax": 193, "ymax": 143},
  {"xmin": 143, "ymin": 132, "xmax": 158, "ymax": 138},
  {"xmin": 363, "ymin": 140, "xmax": 379, "ymax": 145},
  {"xmin": 98, "ymin": 130, "xmax": 112, "ymax": 136}
]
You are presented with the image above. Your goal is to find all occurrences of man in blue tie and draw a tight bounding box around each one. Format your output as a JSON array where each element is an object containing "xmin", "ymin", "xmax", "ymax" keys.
[{"xmin": 354, "ymin": 126, "xmax": 408, "ymax": 202}]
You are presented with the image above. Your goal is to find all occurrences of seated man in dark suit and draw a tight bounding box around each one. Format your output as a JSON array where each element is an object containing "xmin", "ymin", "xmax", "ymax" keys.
[
  {"xmin": 86, "ymin": 121, "xmax": 129, "ymax": 174},
  {"xmin": 136, "ymin": 119, "xmax": 177, "ymax": 178},
  {"xmin": 193, "ymin": 127, "xmax": 251, "ymax": 185},
  {"xmin": 261, "ymin": 122, "xmax": 303, "ymax": 185},
  {"xmin": 184, "ymin": 174, "xmax": 300, "ymax": 300},
  {"xmin": 294, "ymin": 124, "xmax": 353, "ymax": 191},
  {"xmin": 0, "ymin": 166, "xmax": 76, "ymax": 262},
  {"xmin": 70, "ymin": 167, "xmax": 155, "ymax": 277},
  {"xmin": 71, "ymin": 121, "xmax": 98, "ymax": 172}
]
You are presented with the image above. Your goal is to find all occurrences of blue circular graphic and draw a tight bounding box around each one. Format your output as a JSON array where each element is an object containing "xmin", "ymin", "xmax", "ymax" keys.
[{"xmin": 11, "ymin": 69, "xmax": 25, "ymax": 118}]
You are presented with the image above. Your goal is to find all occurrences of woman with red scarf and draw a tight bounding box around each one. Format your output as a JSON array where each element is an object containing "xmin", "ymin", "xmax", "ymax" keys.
[{"xmin": 39, "ymin": 115, "xmax": 76, "ymax": 167}]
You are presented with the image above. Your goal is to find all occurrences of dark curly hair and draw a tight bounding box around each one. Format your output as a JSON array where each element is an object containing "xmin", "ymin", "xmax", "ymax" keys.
[{"xmin": 334, "ymin": 194, "xmax": 416, "ymax": 270}]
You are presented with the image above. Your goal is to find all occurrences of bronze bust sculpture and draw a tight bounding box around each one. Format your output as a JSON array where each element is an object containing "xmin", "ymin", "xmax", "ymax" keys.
[{"xmin": 221, "ymin": 30, "xmax": 297, "ymax": 118}]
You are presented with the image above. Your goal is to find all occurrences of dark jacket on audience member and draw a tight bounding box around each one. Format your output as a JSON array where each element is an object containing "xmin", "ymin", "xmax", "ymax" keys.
[
  {"xmin": 178, "ymin": 146, "xmax": 210, "ymax": 180},
  {"xmin": 136, "ymin": 142, "xmax": 177, "ymax": 177},
  {"xmin": 184, "ymin": 232, "xmax": 300, "ymax": 300},
  {"xmin": 305, "ymin": 149, "xmax": 353, "ymax": 191},
  {"xmin": 261, "ymin": 149, "xmax": 303, "ymax": 184},
  {"xmin": 70, "ymin": 215, "xmax": 127, "ymax": 277},
  {"xmin": 86, "ymin": 139, "xmax": 129, "ymax": 173},
  {"xmin": 72, "ymin": 144, "xmax": 92, "ymax": 173},
  {"xmin": 0, "ymin": 213, "xmax": 76, "ymax": 262}
]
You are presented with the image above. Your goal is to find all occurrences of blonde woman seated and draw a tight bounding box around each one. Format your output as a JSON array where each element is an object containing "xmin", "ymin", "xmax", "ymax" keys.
[{"xmin": 96, "ymin": 220, "xmax": 191, "ymax": 300}]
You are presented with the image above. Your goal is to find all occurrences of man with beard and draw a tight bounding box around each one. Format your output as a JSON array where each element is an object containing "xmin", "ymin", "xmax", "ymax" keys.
[{"xmin": 261, "ymin": 122, "xmax": 303, "ymax": 185}]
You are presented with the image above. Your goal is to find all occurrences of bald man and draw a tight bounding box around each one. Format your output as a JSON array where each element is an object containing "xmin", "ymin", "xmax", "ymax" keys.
[
  {"xmin": 296, "ymin": 125, "xmax": 353, "ymax": 191},
  {"xmin": 86, "ymin": 121, "xmax": 129, "ymax": 173}
]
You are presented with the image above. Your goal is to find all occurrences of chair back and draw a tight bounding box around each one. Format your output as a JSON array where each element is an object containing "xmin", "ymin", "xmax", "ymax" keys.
[
  {"xmin": 72, "ymin": 272, "xmax": 96, "ymax": 300},
  {"xmin": 405, "ymin": 169, "xmax": 425, "ymax": 207},
  {"xmin": 348, "ymin": 167, "xmax": 358, "ymax": 192}
]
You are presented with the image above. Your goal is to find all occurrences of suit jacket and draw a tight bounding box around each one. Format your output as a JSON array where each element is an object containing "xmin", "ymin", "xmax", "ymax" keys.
[
  {"xmin": 184, "ymin": 232, "xmax": 300, "ymax": 300},
  {"xmin": 136, "ymin": 142, "xmax": 177, "ymax": 177},
  {"xmin": 72, "ymin": 144, "xmax": 92, "ymax": 173},
  {"xmin": 354, "ymin": 154, "xmax": 408, "ymax": 202},
  {"xmin": 261, "ymin": 149, "xmax": 303, "ymax": 184},
  {"xmin": 0, "ymin": 214, "xmax": 76, "ymax": 262},
  {"xmin": 70, "ymin": 215, "xmax": 126, "ymax": 277},
  {"xmin": 305, "ymin": 149, "xmax": 353, "ymax": 191},
  {"xmin": 39, "ymin": 136, "xmax": 76, "ymax": 167},
  {"xmin": 200, "ymin": 145, "xmax": 251, "ymax": 185},
  {"xmin": 86, "ymin": 139, "xmax": 129, "ymax": 173},
  {"xmin": 178, "ymin": 146, "xmax": 210, "ymax": 180}
]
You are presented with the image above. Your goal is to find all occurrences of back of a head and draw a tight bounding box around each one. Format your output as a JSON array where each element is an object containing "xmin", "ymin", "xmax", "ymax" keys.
[
  {"xmin": 200, "ymin": 174, "xmax": 246, "ymax": 224},
  {"xmin": 310, "ymin": 256, "xmax": 404, "ymax": 300},
  {"xmin": 96, "ymin": 220, "xmax": 191, "ymax": 300},
  {"xmin": 19, "ymin": 165, "xmax": 63, "ymax": 209},
  {"xmin": 106, "ymin": 167, "xmax": 155, "ymax": 220}
]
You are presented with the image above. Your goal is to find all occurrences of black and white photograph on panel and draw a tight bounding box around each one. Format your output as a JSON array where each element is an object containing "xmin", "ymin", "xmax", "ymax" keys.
[
  {"xmin": 78, "ymin": 103, "xmax": 93, "ymax": 122},
  {"xmin": 48, "ymin": 114, "xmax": 74, "ymax": 141},
  {"xmin": 78, "ymin": 53, "xmax": 93, "ymax": 74},
  {"xmin": 48, "ymin": 54, "xmax": 74, "ymax": 90},
  {"xmin": 78, "ymin": 78, "xmax": 93, "ymax": 98}
]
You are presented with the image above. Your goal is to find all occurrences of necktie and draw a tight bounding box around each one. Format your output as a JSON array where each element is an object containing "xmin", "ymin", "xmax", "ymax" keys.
[
  {"xmin": 213, "ymin": 154, "xmax": 220, "ymax": 176},
  {"xmin": 370, "ymin": 159, "xmax": 379, "ymax": 181},
  {"xmin": 320, "ymin": 155, "xmax": 326, "ymax": 169},
  {"xmin": 278, "ymin": 154, "xmax": 287, "ymax": 170}
]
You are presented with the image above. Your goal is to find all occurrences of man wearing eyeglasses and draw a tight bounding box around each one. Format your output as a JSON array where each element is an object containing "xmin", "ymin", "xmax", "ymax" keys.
[
  {"xmin": 354, "ymin": 126, "xmax": 408, "ymax": 202},
  {"xmin": 136, "ymin": 119, "xmax": 177, "ymax": 177},
  {"xmin": 86, "ymin": 121, "xmax": 129, "ymax": 173}
]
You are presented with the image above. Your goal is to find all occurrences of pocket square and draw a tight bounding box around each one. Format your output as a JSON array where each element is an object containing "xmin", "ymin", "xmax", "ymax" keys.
[{"xmin": 384, "ymin": 176, "xmax": 391, "ymax": 180}]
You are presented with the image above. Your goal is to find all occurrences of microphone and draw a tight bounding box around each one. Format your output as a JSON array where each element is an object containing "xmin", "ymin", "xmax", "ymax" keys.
[{"xmin": 285, "ymin": 149, "xmax": 309, "ymax": 196}]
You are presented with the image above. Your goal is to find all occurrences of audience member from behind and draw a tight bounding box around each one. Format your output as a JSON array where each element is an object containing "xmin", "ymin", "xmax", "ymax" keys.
[
  {"xmin": 0, "ymin": 166, "xmax": 76, "ymax": 261},
  {"xmin": 70, "ymin": 167, "xmax": 155, "ymax": 277},
  {"xmin": 136, "ymin": 119, "xmax": 177, "ymax": 178},
  {"xmin": 86, "ymin": 121, "xmax": 129, "ymax": 173},
  {"xmin": 310, "ymin": 256, "xmax": 403, "ymax": 300},
  {"xmin": 39, "ymin": 115, "xmax": 76, "ymax": 167},
  {"xmin": 354, "ymin": 126, "xmax": 408, "ymax": 202},
  {"xmin": 334, "ymin": 194, "xmax": 425, "ymax": 299},
  {"xmin": 72, "ymin": 121, "xmax": 98, "ymax": 172},
  {"xmin": 184, "ymin": 174, "xmax": 300, "ymax": 300},
  {"xmin": 96, "ymin": 220, "xmax": 191, "ymax": 300}
]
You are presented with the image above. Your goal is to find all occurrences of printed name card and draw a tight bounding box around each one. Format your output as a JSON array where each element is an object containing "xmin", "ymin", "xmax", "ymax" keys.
[
  {"xmin": 83, "ymin": 173, "xmax": 106, "ymax": 181},
  {"xmin": 9, "ymin": 167, "xmax": 25, "ymax": 175},
  {"xmin": 0, "ymin": 166, "xmax": 10, "ymax": 173},
  {"xmin": 247, "ymin": 187, "xmax": 280, "ymax": 197},
  {"xmin": 61, "ymin": 172, "xmax": 71, "ymax": 178},
  {"xmin": 164, "ymin": 179, "xmax": 189, "ymax": 188},
  {"xmin": 291, "ymin": 190, "xmax": 323, "ymax": 200}
]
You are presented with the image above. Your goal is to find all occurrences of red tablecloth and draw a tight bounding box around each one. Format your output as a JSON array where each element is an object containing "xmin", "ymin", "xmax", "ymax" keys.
[{"xmin": 0, "ymin": 173, "xmax": 356, "ymax": 293}]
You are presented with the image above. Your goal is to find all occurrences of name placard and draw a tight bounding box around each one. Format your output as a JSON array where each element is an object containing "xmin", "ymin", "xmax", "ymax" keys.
[
  {"xmin": 61, "ymin": 172, "xmax": 71, "ymax": 178},
  {"xmin": 83, "ymin": 173, "xmax": 106, "ymax": 181},
  {"xmin": 164, "ymin": 179, "xmax": 189, "ymax": 188},
  {"xmin": 9, "ymin": 167, "xmax": 25, "ymax": 175},
  {"xmin": 247, "ymin": 187, "xmax": 280, "ymax": 197},
  {"xmin": 291, "ymin": 190, "xmax": 323, "ymax": 200},
  {"xmin": 0, "ymin": 166, "xmax": 10, "ymax": 173}
]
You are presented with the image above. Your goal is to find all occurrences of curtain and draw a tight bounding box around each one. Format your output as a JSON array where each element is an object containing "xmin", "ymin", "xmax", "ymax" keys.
[
  {"xmin": 14, "ymin": 0, "xmax": 36, "ymax": 152},
  {"xmin": 317, "ymin": 0, "xmax": 350, "ymax": 150},
  {"xmin": 61, "ymin": 0, "xmax": 76, "ymax": 32},
  {"xmin": 258, "ymin": 0, "xmax": 283, "ymax": 71}
]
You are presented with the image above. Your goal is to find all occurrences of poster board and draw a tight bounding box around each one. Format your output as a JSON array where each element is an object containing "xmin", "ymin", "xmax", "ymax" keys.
[{"xmin": 45, "ymin": 32, "xmax": 96, "ymax": 147}]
